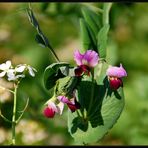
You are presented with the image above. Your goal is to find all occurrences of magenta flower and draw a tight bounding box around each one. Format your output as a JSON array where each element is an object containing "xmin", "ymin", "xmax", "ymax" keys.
[
  {"xmin": 106, "ymin": 64, "xmax": 127, "ymax": 90},
  {"xmin": 74, "ymin": 50, "xmax": 99, "ymax": 76},
  {"xmin": 57, "ymin": 96, "xmax": 80, "ymax": 112},
  {"xmin": 43, "ymin": 101, "xmax": 58, "ymax": 118}
]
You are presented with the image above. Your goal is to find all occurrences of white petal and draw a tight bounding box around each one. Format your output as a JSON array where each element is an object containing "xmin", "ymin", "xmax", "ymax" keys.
[
  {"xmin": 15, "ymin": 65, "xmax": 26, "ymax": 72},
  {"xmin": 5, "ymin": 61, "xmax": 12, "ymax": 69},
  {"xmin": 0, "ymin": 71, "xmax": 6, "ymax": 77},
  {"xmin": 7, "ymin": 69, "xmax": 15, "ymax": 79},
  {"xmin": 0, "ymin": 63, "xmax": 7, "ymax": 70},
  {"xmin": 0, "ymin": 61, "xmax": 12, "ymax": 70},
  {"xmin": 57, "ymin": 102, "xmax": 64, "ymax": 115},
  {"xmin": 48, "ymin": 101, "xmax": 58, "ymax": 113},
  {"xmin": 16, "ymin": 74, "xmax": 25, "ymax": 79},
  {"xmin": 8, "ymin": 76, "xmax": 17, "ymax": 81},
  {"xmin": 28, "ymin": 66, "xmax": 35, "ymax": 77}
]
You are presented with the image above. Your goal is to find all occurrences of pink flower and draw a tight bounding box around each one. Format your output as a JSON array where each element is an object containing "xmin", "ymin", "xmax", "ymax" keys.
[
  {"xmin": 43, "ymin": 101, "xmax": 58, "ymax": 118},
  {"xmin": 106, "ymin": 64, "xmax": 127, "ymax": 90},
  {"xmin": 57, "ymin": 96, "xmax": 80, "ymax": 112},
  {"xmin": 74, "ymin": 50, "xmax": 99, "ymax": 76}
]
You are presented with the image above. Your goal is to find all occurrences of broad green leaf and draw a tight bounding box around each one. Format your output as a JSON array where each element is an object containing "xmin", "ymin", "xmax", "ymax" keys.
[
  {"xmin": 43, "ymin": 62, "xmax": 69, "ymax": 90},
  {"xmin": 97, "ymin": 24, "xmax": 110, "ymax": 59},
  {"xmin": 80, "ymin": 18, "xmax": 97, "ymax": 52},
  {"xmin": 68, "ymin": 63, "xmax": 125, "ymax": 144},
  {"xmin": 82, "ymin": 7, "xmax": 101, "ymax": 37}
]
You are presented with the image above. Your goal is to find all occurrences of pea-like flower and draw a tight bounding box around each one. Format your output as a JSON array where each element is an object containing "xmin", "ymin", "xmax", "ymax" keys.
[
  {"xmin": 43, "ymin": 101, "xmax": 58, "ymax": 118},
  {"xmin": 74, "ymin": 50, "xmax": 99, "ymax": 76},
  {"xmin": 106, "ymin": 64, "xmax": 127, "ymax": 90},
  {"xmin": 57, "ymin": 95, "xmax": 80, "ymax": 112},
  {"xmin": 43, "ymin": 99, "xmax": 64, "ymax": 119}
]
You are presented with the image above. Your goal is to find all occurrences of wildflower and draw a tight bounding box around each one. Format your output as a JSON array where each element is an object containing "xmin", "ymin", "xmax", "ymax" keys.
[
  {"xmin": 106, "ymin": 64, "xmax": 127, "ymax": 90},
  {"xmin": 15, "ymin": 64, "xmax": 37, "ymax": 77},
  {"xmin": 0, "ymin": 60, "xmax": 12, "ymax": 77},
  {"xmin": 0, "ymin": 61, "xmax": 37, "ymax": 81},
  {"xmin": 43, "ymin": 101, "xmax": 58, "ymax": 118},
  {"xmin": 58, "ymin": 95, "xmax": 80, "ymax": 112},
  {"xmin": 74, "ymin": 50, "xmax": 99, "ymax": 76}
]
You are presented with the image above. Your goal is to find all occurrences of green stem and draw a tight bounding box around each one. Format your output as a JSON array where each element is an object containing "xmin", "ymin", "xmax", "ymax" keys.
[
  {"xmin": 28, "ymin": 3, "xmax": 60, "ymax": 63},
  {"xmin": 0, "ymin": 85, "xmax": 14, "ymax": 94},
  {"xmin": 103, "ymin": 3, "xmax": 112, "ymax": 26},
  {"xmin": 11, "ymin": 83, "xmax": 18, "ymax": 145},
  {"xmin": 87, "ymin": 69, "xmax": 95, "ymax": 116},
  {"xmin": 47, "ymin": 45, "xmax": 60, "ymax": 63}
]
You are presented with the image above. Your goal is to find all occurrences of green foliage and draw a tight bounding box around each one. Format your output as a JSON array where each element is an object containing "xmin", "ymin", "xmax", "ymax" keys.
[
  {"xmin": 43, "ymin": 62, "xmax": 69, "ymax": 90},
  {"xmin": 68, "ymin": 65, "xmax": 125, "ymax": 144},
  {"xmin": 1, "ymin": 2, "xmax": 148, "ymax": 146},
  {"xmin": 81, "ymin": 7, "xmax": 101, "ymax": 37},
  {"xmin": 80, "ymin": 18, "xmax": 97, "ymax": 52},
  {"xmin": 97, "ymin": 24, "xmax": 110, "ymax": 59}
]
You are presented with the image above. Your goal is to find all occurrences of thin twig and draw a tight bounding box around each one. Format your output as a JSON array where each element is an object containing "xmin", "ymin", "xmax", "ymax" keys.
[
  {"xmin": 0, "ymin": 110, "xmax": 12, "ymax": 123},
  {"xmin": 16, "ymin": 98, "xmax": 29, "ymax": 124}
]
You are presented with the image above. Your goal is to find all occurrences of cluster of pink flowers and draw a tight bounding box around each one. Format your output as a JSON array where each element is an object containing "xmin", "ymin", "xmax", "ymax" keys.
[
  {"xmin": 43, "ymin": 95, "xmax": 81, "ymax": 118},
  {"xmin": 43, "ymin": 49, "xmax": 127, "ymax": 118}
]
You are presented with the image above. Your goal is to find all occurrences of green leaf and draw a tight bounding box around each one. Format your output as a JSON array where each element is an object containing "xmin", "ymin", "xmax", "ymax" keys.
[
  {"xmin": 80, "ymin": 18, "xmax": 97, "ymax": 52},
  {"xmin": 55, "ymin": 76, "xmax": 81, "ymax": 98},
  {"xmin": 27, "ymin": 8, "xmax": 53, "ymax": 50},
  {"xmin": 97, "ymin": 24, "xmax": 110, "ymax": 59},
  {"xmin": 43, "ymin": 62, "xmax": 69, "ymax": 90},
  {"xmin": 82, "ymin": 7, "xmax": 101, "ymax": 37},
  {"xmin": 68, "ymin": 63, "xmax": 125, "ymax": 144},
  {"xmin": 35, "ymin": 34, "xmax": 46, "ymax": 48}
]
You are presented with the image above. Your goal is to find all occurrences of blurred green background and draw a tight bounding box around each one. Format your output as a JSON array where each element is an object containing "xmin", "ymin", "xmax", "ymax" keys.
[{"xmin": 0, "ymin": 2, "xmax": 148, "ymax": 145}]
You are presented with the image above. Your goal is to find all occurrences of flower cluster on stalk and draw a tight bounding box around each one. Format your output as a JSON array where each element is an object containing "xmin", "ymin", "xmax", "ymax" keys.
[{"xmin": 0, "ymin": 60, "xmax": 37, "ymax": 82}]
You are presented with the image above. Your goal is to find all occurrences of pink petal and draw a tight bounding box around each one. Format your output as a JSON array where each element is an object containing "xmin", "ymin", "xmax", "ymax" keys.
[
  {"xmin": 74, "ymin": 50, "xmax": 83, "ymax": 66},
  {"xmin": 83, "ymin": 50, "xmax": 99, "ymax": 67},
  {"xmin": 57, "ymin": 96, "xmax": 72, "ymax": 104},
  {"xmin": 106, "ymin": 64, "xmax": 127, "ymax": 78},
  {"xmin": 48, "ymin": 101, "xmax": 58, "ymax": 113}
]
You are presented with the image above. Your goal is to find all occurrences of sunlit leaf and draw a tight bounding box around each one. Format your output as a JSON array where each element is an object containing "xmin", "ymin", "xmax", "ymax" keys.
[
  {"xmin": 80, "ymin": 18, "xmax": 97, "ymax": 52},
  {"xmin": 82, "ymin": 7, "xmax": 101, "ymax": 37},
  {"xmin": 97, "ymin": 24, "xmax": 110, "ymax": 59}
]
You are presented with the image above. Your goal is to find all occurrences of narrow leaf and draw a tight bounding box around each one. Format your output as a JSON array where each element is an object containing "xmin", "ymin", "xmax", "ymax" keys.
[
  {"xmin": 27, "ymin": 8, "xmax": 53, "ymax": 50},
  {"xmin": 82, "ymin": 7, "xmax": 101, "ymax": 37},
  {"xmin": 80, "ymin": 18, "xmax": 97, "ymax": 52},
  {"xmin": 97, "ymin": 24, "xmax": 110, "ymax": 59}
]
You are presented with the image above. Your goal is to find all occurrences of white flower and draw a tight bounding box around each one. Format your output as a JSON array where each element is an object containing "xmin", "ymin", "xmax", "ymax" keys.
[
  {"xmin": 0, "ymin": 61, "xmax": 12, "ymax": 77},
  {"xmin": 15, "ymin": 64, "xmax": 37, "ymax": 77},
  {"xmin": 27, "ymin": 65, "xmax": 37, "ymax": 77},
  {"xmin": 0, "ymin": 61, "xmax": 37, "ymax": 81}
]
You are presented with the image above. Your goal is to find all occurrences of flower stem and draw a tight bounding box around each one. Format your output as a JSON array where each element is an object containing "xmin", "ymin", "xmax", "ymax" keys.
[
  {"xmin": 11, "ymin": 83, "xmax": 18, "ymax": 145},
  {"xmin": 87, "ymin": 69, "xmax": 95, "ymax": 116}
]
